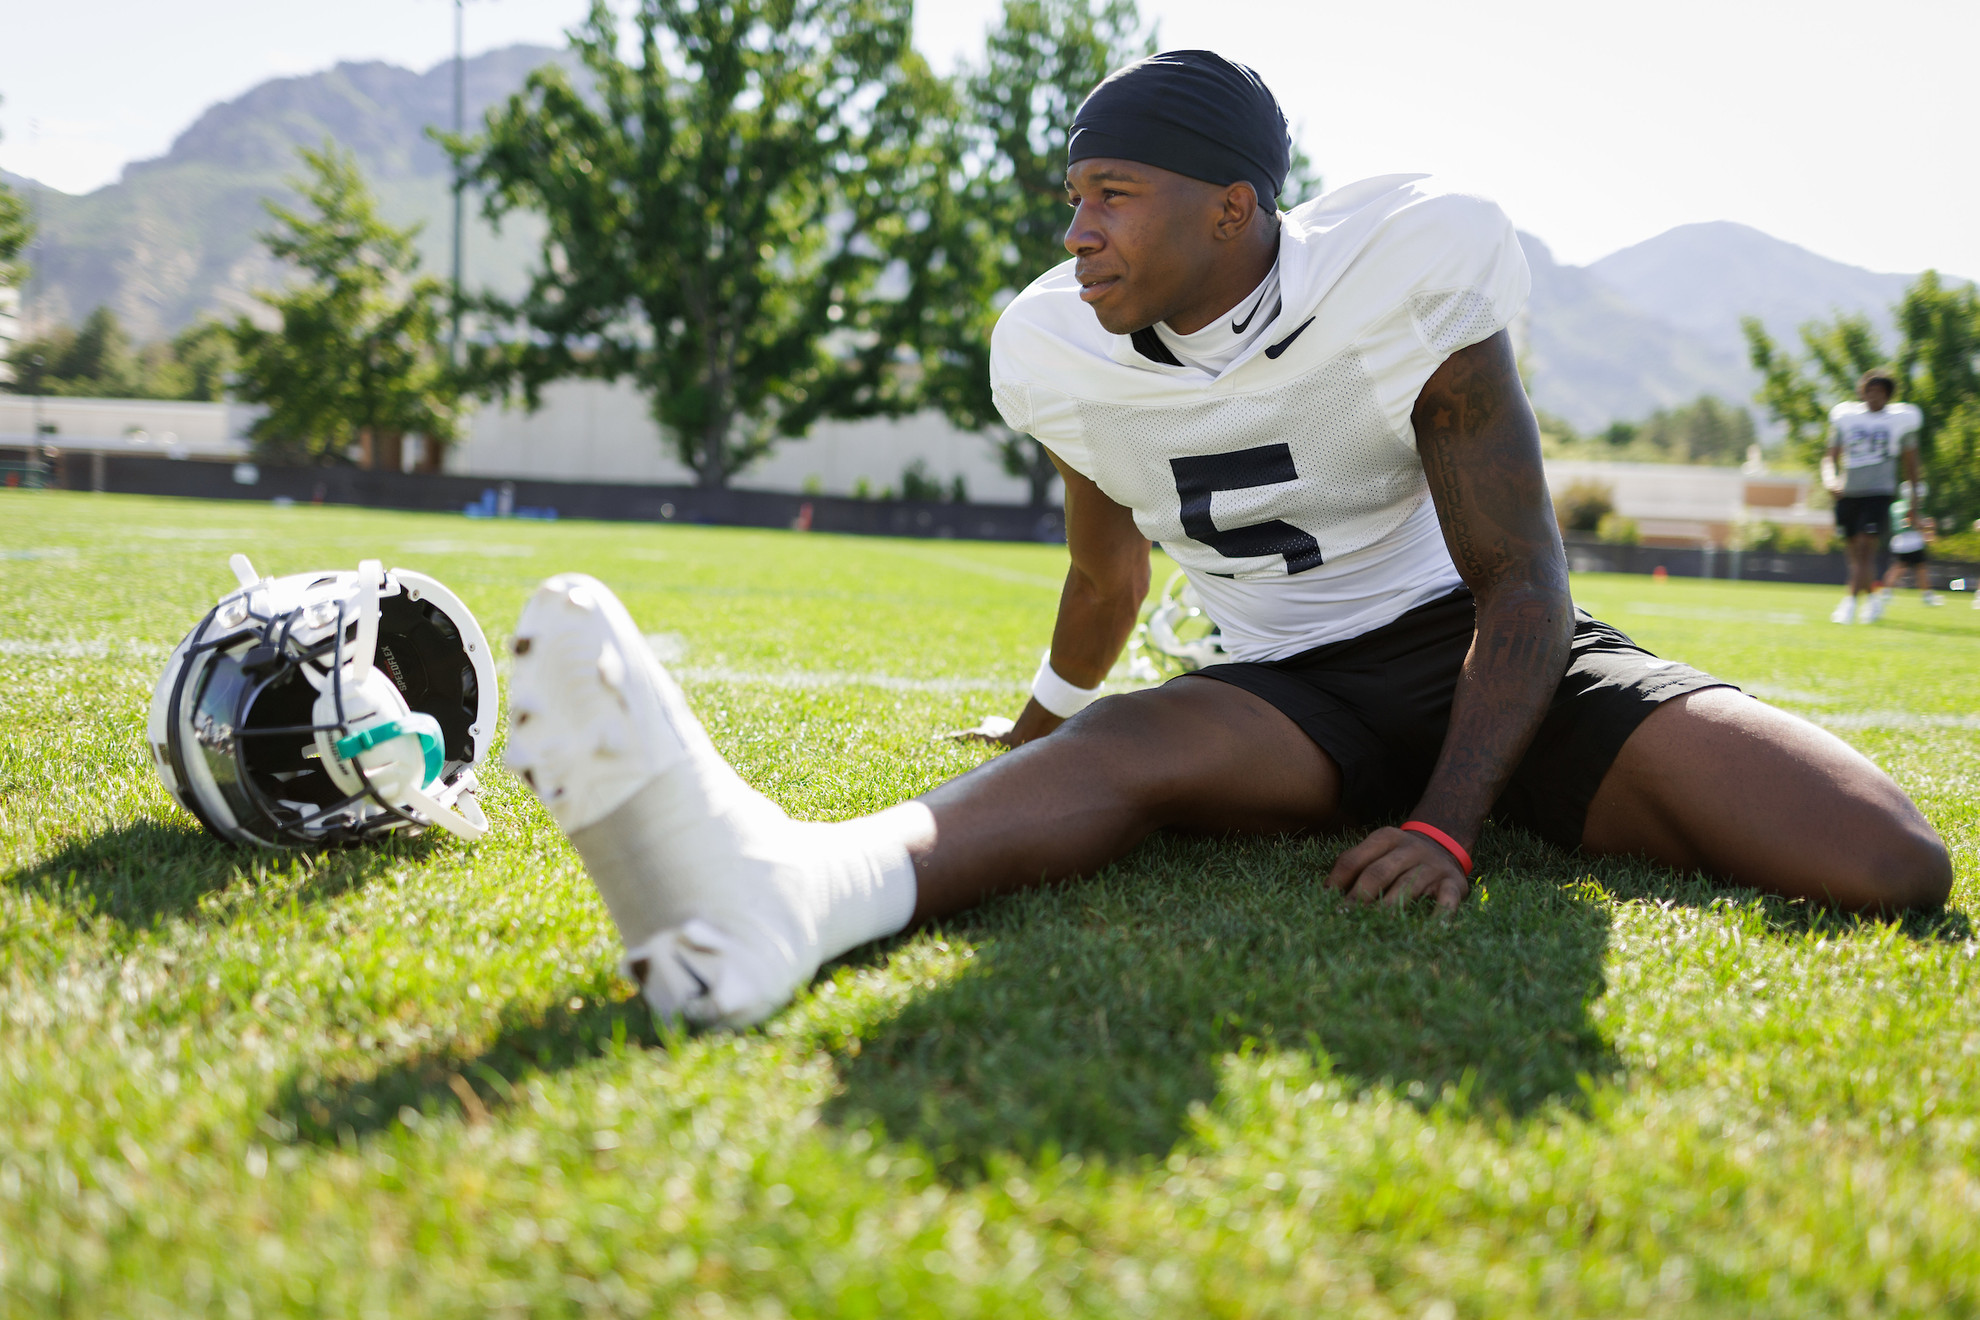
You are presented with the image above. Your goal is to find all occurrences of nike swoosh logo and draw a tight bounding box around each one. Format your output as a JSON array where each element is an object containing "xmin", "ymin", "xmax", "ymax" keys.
[
  {"xmin": 674, "ymin": 953, "xmax": 711, "ymax": 998},
  {"xmin": 1264, "ymin": 317, "xmax": 1315, "ymax": 359},
  {"xmin": 1231, "ymin": 286, "xmax": 1272, "ymax": 335}
]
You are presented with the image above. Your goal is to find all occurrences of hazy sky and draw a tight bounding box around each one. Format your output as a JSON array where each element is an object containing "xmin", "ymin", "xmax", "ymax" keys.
[{"xmin": 3, "ymin": 0, "xmax": 1974, "ymax": 275}]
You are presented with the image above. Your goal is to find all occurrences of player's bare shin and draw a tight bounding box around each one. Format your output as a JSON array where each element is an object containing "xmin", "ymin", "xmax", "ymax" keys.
[{"xmin": 1329, "ymin": 331, "xmax": 1572, "ymax": 906}]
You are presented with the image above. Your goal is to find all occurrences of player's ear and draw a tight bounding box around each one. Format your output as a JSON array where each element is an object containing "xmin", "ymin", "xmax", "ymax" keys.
[{"xmin": 1215, "ymin": 181, "xmax": 1260, "ymax": 240}]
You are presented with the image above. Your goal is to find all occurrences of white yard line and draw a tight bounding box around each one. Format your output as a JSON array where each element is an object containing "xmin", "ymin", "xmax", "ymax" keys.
[
  {"xmin": 396, "ymin": 540, "xmax": 541, "ymax": 557},
  {"xmin": 1623, "ymin": 602, "xmax": 1807, "ymax": 626},
  {"xmin": 673, "ymin": 665, "xmax": 1024, "ymax": 694},
  {"xmin": 1808, "ymin": 711, "xmax": 1980, "ymax": 732},
  {"xmin": 0, "ymin": 639, "xmax": 168, "ymax": 659}
]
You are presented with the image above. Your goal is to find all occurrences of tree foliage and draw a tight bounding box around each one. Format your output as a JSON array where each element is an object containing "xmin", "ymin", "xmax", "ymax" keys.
[
  {"xmin": 229, "ymin": 145, "xmax": 462, "ymax": 467},
  {"xmin": 1613, "ymin": 395, "xmax": 1755, "ymax": 465},
  {"xmin": 1745, "ymin": 273, "xmax": 1980, "ymax": 524},
  {"xmin": 1540, "ymin": 395, "xmax": 1755, "ymax": 467},
  {"xmin": 0, "ymin": 100, "xmax": 31, "ymax": 291},
  {"xmin": 1741, "ymin": 312, "xmax": 1884, "ymax": 468},
  {"xmin": 455, "ymin": 0, "xmax": 946, "ymax": 489},
  {"xmin": 916, "ymin": 0, "xmax": 1155, "ymax": 507},
  {"xmin": 5, "ymin": 308, "xmax": 234, "ymax": 400}
]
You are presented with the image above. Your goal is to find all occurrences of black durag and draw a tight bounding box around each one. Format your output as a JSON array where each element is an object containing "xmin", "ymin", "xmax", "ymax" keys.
[{"xmin": 1067, "ymin": 50, "xmax": 1290, "ymax": 204}]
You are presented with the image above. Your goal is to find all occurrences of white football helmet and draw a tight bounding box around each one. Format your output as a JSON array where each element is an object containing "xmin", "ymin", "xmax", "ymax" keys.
[
  {"xmin": 148, "ymin": 554, "xmax": 496, "ymax": 846},
  {"xmin": 1129, "ymin": 569, "xmax": 1230, "ymax": 675}
]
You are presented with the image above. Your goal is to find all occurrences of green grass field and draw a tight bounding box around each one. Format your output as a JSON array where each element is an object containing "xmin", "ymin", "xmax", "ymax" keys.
[{"xmin": 4, "ymin": 491, "xmax": 1979, "ymax": 1317}]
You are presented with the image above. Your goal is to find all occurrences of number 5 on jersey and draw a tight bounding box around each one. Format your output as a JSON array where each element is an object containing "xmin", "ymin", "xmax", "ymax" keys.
[{"xmin": 1169, "ymin": 443, "xmax": 1325, "ymax": 574}]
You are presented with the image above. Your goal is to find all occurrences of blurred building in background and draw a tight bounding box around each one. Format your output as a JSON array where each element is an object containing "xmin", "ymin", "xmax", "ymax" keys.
[
  {"xmin": 1545, "ymin": 459, "xmax": 1828, "ymax": 549},
  {"xmin": 446, "ymin": 379, "xmax": 1035, "ymax": 504}
]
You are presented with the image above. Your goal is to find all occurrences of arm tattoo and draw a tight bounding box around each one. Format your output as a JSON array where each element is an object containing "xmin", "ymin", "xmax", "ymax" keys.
[{"xmin": 1410, "ymin": 331, "xmax": 1573, "ymax": 846}]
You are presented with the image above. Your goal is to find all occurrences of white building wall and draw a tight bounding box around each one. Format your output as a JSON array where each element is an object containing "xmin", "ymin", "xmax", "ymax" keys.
[
  {"xmin": 0, "ymin": 394, "xmax": 248, "ymax": 456},
  {"xmin": 736, "ymin": 411, "xmax": 1035, "ymax": 505},
  {"xmin": 1544, "ymin": 458, "xmax": 1828, "ymax": 545},
  {"xmin": 447, "ymin": 377, "xmax": 1041, "ymax": 504}
]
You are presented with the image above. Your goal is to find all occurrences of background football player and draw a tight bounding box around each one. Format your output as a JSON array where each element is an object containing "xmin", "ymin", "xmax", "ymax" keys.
[
  {"xmin": 1825, "ymin": 369, "xmax": 1923, "ymax": 624},
  {"xmin": 504, "ymin": 52, "xmax": 1951, "ymax": 1028}
]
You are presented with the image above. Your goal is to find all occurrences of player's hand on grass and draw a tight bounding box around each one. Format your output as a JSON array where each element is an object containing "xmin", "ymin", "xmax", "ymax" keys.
[
  {"xmin": 947, "ymin": 715, "xmax": 1018, "ymax": 745},
  {"xmin": 946, "ymin": 699, "xmax": 1064, "ymax": 748},
  {"xmin": 1327, "ymin": 826, "xmax": 1471, "ymax": 911}
]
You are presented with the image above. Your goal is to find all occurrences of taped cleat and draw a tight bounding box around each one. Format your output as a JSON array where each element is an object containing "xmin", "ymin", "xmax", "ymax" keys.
[{"xmin": 506, "ymin": 574, "xmax": 925, "ymax": 1028}]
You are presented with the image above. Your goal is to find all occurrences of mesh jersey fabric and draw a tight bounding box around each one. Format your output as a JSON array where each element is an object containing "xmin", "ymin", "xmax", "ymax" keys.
[
  {"xmin": 990, "ymin": 174, "xmax": 1529, "ymax": 661},
  {"xmin": 1830, "ymin": 401, "xmax": 1921, "ymax": 497}
]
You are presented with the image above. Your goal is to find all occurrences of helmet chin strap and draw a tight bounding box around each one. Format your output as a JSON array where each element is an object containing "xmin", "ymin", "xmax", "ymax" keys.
[{"xmin": 403, "ymin": 778, "xmax": 489, "ymax": 841}]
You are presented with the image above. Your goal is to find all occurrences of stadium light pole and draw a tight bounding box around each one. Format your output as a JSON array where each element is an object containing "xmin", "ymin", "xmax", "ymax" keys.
[{"xmin": 450, "ymin": 0, "xmax": 465, "ymax": 367}]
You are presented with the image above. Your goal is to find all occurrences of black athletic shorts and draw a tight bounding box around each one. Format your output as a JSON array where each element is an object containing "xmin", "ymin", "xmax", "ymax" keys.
[
  {"xmin": 1835, "ymin": 494, "xmax": 1892, "ymax": 539},
  {"xmin": 1896, "ymin": 549, "xmax": 1928, "ymax": 567},
  {"xmin": 1186, "ymin": 589, "xmax": 1733, "ymax": 849}
]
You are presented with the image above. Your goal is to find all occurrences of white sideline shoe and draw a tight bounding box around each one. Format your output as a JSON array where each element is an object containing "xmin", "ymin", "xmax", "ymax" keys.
[
  {"xmin": 1923, "ymin": 591, "xmax": 1944, "ymax": 606},
  {"xmin": 505, "ymin": 574, "xmax": 920, "ymax": 1028},
  {"xmin": 1861, "ymin": 592, "xmax": 1887, "ymax": 623},
  {"xmin": 1831, "ymin": 597, "xmax": 1856, "ymax": 624}
]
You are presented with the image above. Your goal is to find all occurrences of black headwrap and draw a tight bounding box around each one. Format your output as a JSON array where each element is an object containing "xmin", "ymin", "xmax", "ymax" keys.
[{"xmin": 1068, "ymin": 51, "xmax": 1290, "ymax": 204}]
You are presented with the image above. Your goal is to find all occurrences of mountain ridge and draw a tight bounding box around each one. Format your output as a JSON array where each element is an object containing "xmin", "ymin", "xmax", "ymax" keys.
[
  {"xmin": 1588, "ymin": 220, "xmax": 1937, "ymax": 370},
  {"xmin": 10, "ymin": 46, "xmax": 567, "ymax": 339}
]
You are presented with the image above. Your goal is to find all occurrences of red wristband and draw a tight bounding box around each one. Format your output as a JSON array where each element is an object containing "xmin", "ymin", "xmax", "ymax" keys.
[{"xmin": 1399, "ymin": 821, "xmax": 1472, "ymax": 876}]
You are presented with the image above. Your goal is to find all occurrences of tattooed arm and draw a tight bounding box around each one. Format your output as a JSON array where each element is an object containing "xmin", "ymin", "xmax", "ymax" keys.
[{"xmin": 1327, "ymin": 329, "xmax": 1572, "ymax": 908}]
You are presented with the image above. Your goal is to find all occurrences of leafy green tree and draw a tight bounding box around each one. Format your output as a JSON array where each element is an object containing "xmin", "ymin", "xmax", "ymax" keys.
[
  {"xmin": 454, "ymin": 0, "xmax": 944, "ymax": 489},
  {"xmin": 229, "ymin": 145, "xmax": 462, "ymax": 467},
  {"xmin": 61, "ymin": 307, "xmax": 144, "ymax": 395},
  {"xmin": 1635, "ymin": 394, "xmax": 1755, "ymax": 465},
  {"xmin": 0, "ymin": 101, "xmax": 30, "ymax": 293},
  {"xmin": 9, "ymin": 307, "xmax": 146, "ymax": 397},
  {"xmin": 1746, "ymin": 276, "xmax": 1980, "ymax": 524},
  {"xmin": 1541, "ymin": 396, "xmax": 1753, "ymax": 466},
  {"xmin": 917, "ymin": 0, "xmax": 1154, "ymax": 508},
  {"xmin": 1745, "ymin": 312, "xmax": 1886, "ymax": 468},
  {"xmin": 1897, "ymin": 274, "xmax": 1980, "ymax": 526},
  {"xmin": 7, "ymin": 310, "xmax": 236, "ymax": 401},
  {"xmin": 144, "ymin": 321, "xmax": 237, "ymax": 402}
]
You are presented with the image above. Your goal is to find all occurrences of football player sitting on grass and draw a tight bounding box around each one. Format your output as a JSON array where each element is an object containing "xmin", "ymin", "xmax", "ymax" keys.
[{"xmin": 503, "ymin": 52, "xmax": 1951, "ymax": 1028}]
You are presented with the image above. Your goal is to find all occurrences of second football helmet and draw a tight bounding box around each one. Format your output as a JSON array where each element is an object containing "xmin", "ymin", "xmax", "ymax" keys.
[{"xmin": 1131, "ymin": 569, "xmax": 1230, "ymax": 675}]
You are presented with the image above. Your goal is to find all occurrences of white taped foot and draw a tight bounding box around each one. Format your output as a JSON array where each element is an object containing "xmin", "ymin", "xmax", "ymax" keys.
[{"xmin": 507, "ymin": 574, "xmax": 925, "ymax": 1027}]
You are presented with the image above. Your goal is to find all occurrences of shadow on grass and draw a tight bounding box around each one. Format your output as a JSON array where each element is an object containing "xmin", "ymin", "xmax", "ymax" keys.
[
  {"xmin": 3, "ymin": 818, "xmax": 446, "ymax": 930},
  {"xmin": 269, "ymin": 990, "xmax": 662, "ymax": 1146},
  {"xmin": 825, "ymin": 825, "xmax": 1625, "ymax": 1176}
]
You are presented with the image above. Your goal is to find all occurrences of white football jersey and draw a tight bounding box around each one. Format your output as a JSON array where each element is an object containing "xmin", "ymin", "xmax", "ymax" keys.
[
  {"xmin": 990, "ymin": 174, "xmax": 1531, "ymax": 662},
  {"xmin": 1829, "ymin": 400, "xmax": 1921, "ymax": 497}
]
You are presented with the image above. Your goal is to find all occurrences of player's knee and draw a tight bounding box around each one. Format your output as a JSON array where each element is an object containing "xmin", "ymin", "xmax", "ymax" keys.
[
  {"xmin": 1056, "ymin": 688, "xmax": 1203, "ymax": 803},
  {"xmin": 1841, "ymin": 817, "xmax": 1951, "ymax": 912},
  {"xmin": 1885, "ymin": 829, "xmax": 1952, "ymax": 911}
]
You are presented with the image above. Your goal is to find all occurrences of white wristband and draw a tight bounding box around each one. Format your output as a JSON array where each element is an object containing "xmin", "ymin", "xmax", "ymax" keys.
[{"xmin": 1030, "ymin": 654, "xmax": 1101, "ymax": 719}]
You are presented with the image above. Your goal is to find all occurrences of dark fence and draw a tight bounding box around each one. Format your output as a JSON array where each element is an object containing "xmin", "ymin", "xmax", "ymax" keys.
[
  {"xmin": 33, "ymin": 454, "xmax": 1068, "ymax": 544},
  {"xmin": 1562, "ymin": 535, "xmax": 1980, "ymax": 589}
]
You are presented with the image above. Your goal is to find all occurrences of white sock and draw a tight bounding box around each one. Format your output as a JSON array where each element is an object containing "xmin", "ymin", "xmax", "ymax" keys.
[{"xmin": 506, "ymin": 574, "xmax": 928, "ymax": 1027}]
